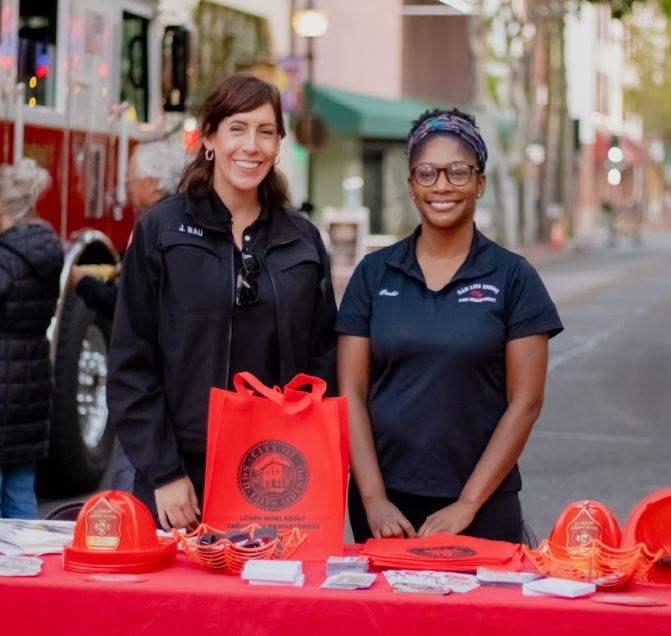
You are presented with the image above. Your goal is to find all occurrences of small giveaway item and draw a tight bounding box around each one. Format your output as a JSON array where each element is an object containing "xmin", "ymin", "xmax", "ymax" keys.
[
  {"xmin": 383, "ymin": 570, "xmax": 479, "ymax": 594},
  {"xmin": 325, "ymin": 556, "xmax": 369, "ymax": 575},
  {"xmin": 175, "ymin": 523, "xmax": 306, "ymax": 574},
  {"xmin": 241, "ymin": 559, "xmax": 304, "ymax": 586},
  {"xmin": 523, "ymin": 577, "xmax": 596, "ymax": 599},
  {"xmin": 62, "ymin": 491, "xmax": 177, "ymax": 574},
  {"xmin": 0, "ymin": 556, "xmax": 43, "ymax": 577},
  {"xmin": 590, "ymin": 594, "xmax": 667, "ymax": 607},
  {"xmin": 476, "ymin": 567, "xmax": 541, "ymax": 587},
  {"xmin": 321, "ymin": 572, "xmax": 377, "ymax": 590}
]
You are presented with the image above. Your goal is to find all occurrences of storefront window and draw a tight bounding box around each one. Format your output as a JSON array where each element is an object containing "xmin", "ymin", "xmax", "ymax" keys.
[
  {"xmin": 17, "ymin": 0, "xmax": 57, "ymax": 108},
  {"xmin": 120, "ymin": 11, "xmax": 149, "ymax": 123},
  {"xmin": 194, "ymin": 2, "xmax": 273, "ymax": 107}
]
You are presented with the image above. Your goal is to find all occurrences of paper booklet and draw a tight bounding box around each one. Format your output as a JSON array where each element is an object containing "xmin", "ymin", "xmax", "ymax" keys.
[{"xmin": 0, "ymin": 519, "xmax": 75, "ymax": 556}]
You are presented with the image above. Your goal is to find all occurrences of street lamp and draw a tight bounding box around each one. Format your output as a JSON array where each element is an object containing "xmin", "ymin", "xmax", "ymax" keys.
[{"xmin": 292, "ymin": 1, "xmax": 328, "ymax": 208}]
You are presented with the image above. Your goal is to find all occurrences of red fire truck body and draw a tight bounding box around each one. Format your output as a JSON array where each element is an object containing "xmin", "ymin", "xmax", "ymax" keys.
[{"xmin": 1, "ymin": 0, "xmax": 186, "ymax": 493}]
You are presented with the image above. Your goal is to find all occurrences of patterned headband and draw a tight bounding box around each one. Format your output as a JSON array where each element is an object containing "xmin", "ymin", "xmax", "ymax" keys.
[{"xmin": 407, "ymin": 113, "xmax": 488, "ymax": 172}]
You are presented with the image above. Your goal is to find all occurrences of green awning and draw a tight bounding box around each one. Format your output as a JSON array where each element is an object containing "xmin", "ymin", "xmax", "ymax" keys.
[{"xmin": 310, "ymin": 85, "xmax": 435, "ymax": 140}]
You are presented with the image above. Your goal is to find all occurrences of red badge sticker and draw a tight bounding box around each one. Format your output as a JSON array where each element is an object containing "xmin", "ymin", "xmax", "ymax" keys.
[{"xmin": 85, "ymin": 497, "xmax": 121, "ymax": 550}]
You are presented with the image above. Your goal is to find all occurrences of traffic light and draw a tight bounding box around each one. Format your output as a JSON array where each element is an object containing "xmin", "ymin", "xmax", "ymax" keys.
[
  {"xmin": 608, "ymin": 136, "xmax": 624, "ymax": 164},
  {"xmin": 607, "ymin": 136, "xmax": 623, "ymax": 186}
]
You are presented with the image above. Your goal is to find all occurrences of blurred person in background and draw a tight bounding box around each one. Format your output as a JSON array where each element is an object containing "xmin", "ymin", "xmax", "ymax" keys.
[
  {"xmin": 337, "ymin": 108, "xmax": 563, "ymax": 543},
  {"xmin": 107, "ymin": 73, "xmax": 336, "ymax": 531},
  {"xmin": 70, "ymin": 141, "xmax": 187, "ymax": 320},
  {"xmin": 69, "ymin": 141, "xmax": 188, "ymax": 493},
  {"xmin": 0, "ymin": 159, "xmax": 64, "ymax": 518}
]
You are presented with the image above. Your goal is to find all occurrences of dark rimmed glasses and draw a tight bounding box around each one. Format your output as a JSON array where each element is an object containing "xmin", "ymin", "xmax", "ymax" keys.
[
  {"xmin": 235, "ymin": 251, "xmax": 262, "ymax": 306},
  {"xmin": 410, "ymin": 162, "xmax": 480, "ymax": 187}
]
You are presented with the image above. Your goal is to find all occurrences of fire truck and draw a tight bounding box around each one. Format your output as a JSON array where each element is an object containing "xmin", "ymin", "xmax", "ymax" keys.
[{"xmin": 0, "ymin": 0, "xmax": 199, "ymax": 494}]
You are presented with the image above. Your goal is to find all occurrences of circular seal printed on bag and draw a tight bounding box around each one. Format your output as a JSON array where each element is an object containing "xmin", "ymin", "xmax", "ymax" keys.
[
  {"xmin": 238, "ymin": 440, "xmax": 309, "ymax": 511},
  {"xmin": 407, "ymin": 546, "xmax": 477, "ymax": 559}
]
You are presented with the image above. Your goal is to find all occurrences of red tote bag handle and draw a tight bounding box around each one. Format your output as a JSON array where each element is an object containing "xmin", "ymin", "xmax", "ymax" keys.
[
  {"xmin": 233, "ymin": 372, "xmax": 283, "ymax": 404},
  {"xmin": 232, "ymin": 372, "xmax": 327, "ymax": 414},
  {"xmin": 284, "ymin": 373, "xmax": 327, "ymax": 399}
]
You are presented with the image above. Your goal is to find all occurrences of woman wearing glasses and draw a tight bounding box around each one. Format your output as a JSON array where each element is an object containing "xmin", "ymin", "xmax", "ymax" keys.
[
  {"xmin": 108, "ymin": 74, "xmax": 336, "ymax": 531},
  {"xmin": 337, "ymin": 108, "xmax": 562, "ymax": 542}
]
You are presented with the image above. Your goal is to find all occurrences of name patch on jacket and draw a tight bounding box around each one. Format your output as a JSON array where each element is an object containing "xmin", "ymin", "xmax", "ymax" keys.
[{"xmin": 177, "ymin": 224, "xmax": 204, "ymax": 237}]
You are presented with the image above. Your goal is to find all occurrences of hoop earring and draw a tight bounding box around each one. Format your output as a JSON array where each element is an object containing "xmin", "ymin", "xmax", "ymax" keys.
[
  {"xmin": 205, "ymin": 148, "xmax": 214, "ymax": 161},
  {"xmin": 274, "ymin": 155, "xmax": 280, "ymax": 166}
]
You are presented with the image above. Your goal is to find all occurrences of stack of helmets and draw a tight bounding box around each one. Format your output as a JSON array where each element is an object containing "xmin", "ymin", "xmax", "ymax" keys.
[
  {"xmin": 63, "ymin": 490, "xmax": 177, "ymax": 573},
  {"xmin": 525, "ymin": 500, "xmax": 658, "ymax": 590},
  {"xmin": 621, "ymin": 487, "xmax": 671, "ymax": 586}
]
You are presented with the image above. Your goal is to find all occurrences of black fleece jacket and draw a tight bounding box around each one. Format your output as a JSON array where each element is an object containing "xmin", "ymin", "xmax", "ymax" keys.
[{"xmin": 107, "ymin": 192, "xmax": 337, "ymax": 488}]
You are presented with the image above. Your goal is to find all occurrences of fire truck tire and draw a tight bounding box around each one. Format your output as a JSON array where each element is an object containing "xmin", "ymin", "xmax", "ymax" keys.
[{"xmin": 38, "ymin": 295, "xmax": 115, "ymax": 495}]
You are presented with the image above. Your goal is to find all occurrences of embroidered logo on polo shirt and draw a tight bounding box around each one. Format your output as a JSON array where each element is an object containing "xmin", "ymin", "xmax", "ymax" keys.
[
  {"xmin": 456, "ymin": 283, "xmax": 499, "ymax": 303},
  {"xmin": 378, "ymin": 289, "xmax": 399, "ymax": 297}
]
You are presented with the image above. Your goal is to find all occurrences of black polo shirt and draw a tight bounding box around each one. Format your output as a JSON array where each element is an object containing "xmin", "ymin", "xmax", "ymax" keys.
[{"xmin": 335, "ymin": 226, "xmax": 563, "ymax": 498}]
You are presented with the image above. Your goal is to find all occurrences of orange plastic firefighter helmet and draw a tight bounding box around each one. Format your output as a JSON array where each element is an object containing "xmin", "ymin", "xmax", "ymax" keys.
[
  {"xmin": 549, "ymin": 500, "xmax": 622, "ymax": 549},
  {"xmin": 622, "ymin": 488, "xmax": 671, "ymax": 585},
  {"xmin": 63, "ymin": 490, "xmax": 177, "ymax": 573}
]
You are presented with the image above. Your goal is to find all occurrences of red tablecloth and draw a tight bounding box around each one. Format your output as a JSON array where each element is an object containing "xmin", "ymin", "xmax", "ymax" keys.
[{"xmin": 1, "ymin": 551, "xmax": 670, "ymax": 635}]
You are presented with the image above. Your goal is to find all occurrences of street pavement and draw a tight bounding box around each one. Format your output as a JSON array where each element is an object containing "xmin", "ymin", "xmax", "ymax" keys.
[
  {"xmin": 519, "ymin": 227, "xmax": 671, "ymax": 541},
  {"xmin": 39, "ymin": 227, "xmax": 671, "ymax": 547}
]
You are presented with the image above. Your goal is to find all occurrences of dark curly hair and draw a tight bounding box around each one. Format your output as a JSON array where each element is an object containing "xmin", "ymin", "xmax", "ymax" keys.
[{"xmin": 407, "ymin": 107, "xmax": 481, "ymax": 166}]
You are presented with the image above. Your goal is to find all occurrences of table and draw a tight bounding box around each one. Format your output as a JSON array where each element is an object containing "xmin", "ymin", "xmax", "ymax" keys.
[{"xmin": 1, "ymin": 552, "xmax": 670, "ymax": 635}]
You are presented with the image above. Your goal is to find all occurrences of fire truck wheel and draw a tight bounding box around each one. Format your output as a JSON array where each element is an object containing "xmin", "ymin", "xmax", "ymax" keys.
[{"xmin": 38, "ymin": 294, "xmax": 115, "ymax": 495}]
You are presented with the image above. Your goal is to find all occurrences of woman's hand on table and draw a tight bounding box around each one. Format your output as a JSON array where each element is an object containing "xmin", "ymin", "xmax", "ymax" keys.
[
  {"xmin": 364, "ymin": 496, "xmax": 417, "ymax": 538},
  {"xmin": 417, "ymin": 500, "xmax": 479, "ymax": 537},
  {"xmin": 154, "ymin": 476, "xmax": 201, "ymax": 531}
]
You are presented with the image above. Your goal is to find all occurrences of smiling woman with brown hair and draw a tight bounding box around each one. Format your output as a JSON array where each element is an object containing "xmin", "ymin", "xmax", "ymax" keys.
[
  {"xmin": 107, "ymin": 73, "xmax": 336, "ymax": 532},
  {"xmin": 337, "ymin": 108, "xmax": 563, "ymax": 544}
]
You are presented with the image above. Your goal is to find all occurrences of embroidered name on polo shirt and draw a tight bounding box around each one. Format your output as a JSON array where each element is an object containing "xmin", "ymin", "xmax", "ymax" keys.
[
  {"xmin": 457, "ymin": 283, "xmax": 499, "ymax": 303},
  {"xmin": 177, "ymin": 223, "xmax": 204, "ymax": 237},
  {"xmin": 378, "ymin": 289, "xmax": 399, "ymax": 297}
]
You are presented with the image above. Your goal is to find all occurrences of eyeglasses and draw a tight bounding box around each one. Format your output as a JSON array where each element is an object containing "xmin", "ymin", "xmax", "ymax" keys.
[
  {"xmin": 410, "ymin": 162, "xmax": 479, "ymax": 187},
  {"xmin": 235, "ymin": 251, "xmax": 261, "ymax": 306}
]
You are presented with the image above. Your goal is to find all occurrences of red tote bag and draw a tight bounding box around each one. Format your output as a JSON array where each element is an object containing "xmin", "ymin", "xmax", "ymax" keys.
[{"xmin": 203, "ymin": 372, "xmax": 349, "ymax": 561}]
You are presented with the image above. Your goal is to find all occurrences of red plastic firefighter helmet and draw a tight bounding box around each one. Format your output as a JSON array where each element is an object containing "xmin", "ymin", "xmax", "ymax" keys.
[
  {"xmin": 622, "ymin": 488, "xmax": 671, "ymax": 585},
  {"xmin": 549, "ymin": 500, "xmax": 622, "ymax": 549},
  {"xmin": 63, "ymin": 490, "xmax": 177, "ymax": 573}
]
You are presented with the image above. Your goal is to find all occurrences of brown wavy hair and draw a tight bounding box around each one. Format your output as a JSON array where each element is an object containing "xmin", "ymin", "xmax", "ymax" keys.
[{"xmin": 179, "ymin": 73, "xmax": 289, "ymax": 209}]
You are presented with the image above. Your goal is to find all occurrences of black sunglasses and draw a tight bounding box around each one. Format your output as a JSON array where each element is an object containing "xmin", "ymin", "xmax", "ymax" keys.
[{"xmin": 235, "ymin": 251, "xmax": 262, "ymax": 306}]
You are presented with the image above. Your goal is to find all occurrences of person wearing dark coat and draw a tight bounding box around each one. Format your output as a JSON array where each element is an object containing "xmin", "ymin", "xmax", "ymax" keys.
[
  {"xmin": 0, "ymin": 159, "xmax": 64, "ymax": 518},
  {"xmin": 69, "ymin": 142, "xmax": 188, "ymax": 493},
  {"xmin": 107, "ymin": 74, "xmax": 337, "ymax": 531},
  {"xmin": 70, "ymin": 141, "xmax": 187, "ymax": 322}
]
